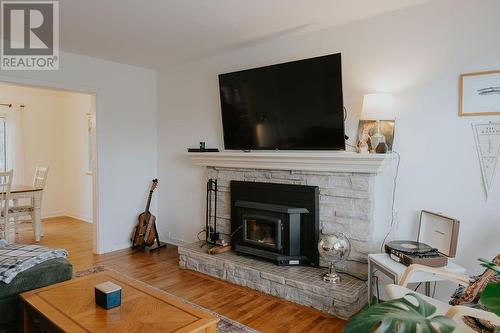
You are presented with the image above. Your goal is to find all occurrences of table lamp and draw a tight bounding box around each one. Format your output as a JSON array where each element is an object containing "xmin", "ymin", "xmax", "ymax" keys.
[{"xmin": 360, "ymin": 94, "xmax": 395, "ymax": 153}]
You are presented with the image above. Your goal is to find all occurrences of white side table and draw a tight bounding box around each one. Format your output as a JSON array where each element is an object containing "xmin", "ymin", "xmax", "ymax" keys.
[{"xmin": 368, "ymin": 253, "xmax": 467, "ymax": 302}]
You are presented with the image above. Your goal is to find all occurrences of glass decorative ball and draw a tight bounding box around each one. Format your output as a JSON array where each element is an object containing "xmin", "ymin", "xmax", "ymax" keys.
[{"xmin": 318, "ymin": 232, "xmax": 351, "ymax": 264}]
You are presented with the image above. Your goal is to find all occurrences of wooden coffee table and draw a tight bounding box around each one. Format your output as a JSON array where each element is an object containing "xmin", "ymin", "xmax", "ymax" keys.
[{"xmin": 20, "ymin": 271, "xmax": 218, "ymax": 333}]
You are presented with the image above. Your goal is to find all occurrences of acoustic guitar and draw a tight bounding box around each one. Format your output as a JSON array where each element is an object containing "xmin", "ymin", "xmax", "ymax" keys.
[{"xmin": 132, "ymin": 179, "xmax": 158, "ymax": 249}]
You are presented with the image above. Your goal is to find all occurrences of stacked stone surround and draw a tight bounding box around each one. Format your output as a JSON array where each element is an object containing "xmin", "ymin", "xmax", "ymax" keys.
[
  {"xmin": 179, "ymin": 242, "xmax": 367, "ymax": 319},
  {"xmin": 206, "ymin": 167, "xmax": 376, "ymax": 278}
]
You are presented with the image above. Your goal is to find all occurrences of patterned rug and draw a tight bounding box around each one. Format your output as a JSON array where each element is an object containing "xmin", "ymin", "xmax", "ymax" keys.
[{"xmin": 74, "ymin": 266, "xmax": 259, "ymax": 333}]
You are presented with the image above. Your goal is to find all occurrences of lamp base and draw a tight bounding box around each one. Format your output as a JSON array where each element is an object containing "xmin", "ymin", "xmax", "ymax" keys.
[
  {"xmin": 370, "ymin": 133, "xmax": 385, "ymax": 152},
  {"xmin": 375, "ymin": 142, "xmax": 389, "ymax": 153},
  {"xmin": 369, "ymin": 120, "xmax": 386, "ymax": 153}
]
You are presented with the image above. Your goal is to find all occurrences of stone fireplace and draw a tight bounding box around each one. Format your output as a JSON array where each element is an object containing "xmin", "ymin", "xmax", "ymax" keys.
[{"xmin": 181, "ymin": 151, "xmax": 394, "ymax": 318}]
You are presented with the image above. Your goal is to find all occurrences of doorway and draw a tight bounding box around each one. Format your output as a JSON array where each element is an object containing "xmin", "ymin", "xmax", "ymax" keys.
[{"xmin": 0, "ymin": 82, "xmax": 98, "ymax": 252}]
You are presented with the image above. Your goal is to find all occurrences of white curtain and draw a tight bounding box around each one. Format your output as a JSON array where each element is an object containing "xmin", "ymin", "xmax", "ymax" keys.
[{"xmin": 6, "ymin": 105, "xmax": 25, "ymax": 185}]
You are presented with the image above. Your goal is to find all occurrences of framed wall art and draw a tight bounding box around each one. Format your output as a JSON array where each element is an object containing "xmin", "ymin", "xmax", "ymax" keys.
[{"xmin": 459, "ymin": 70, "xmax": 500, "ymax": 116}]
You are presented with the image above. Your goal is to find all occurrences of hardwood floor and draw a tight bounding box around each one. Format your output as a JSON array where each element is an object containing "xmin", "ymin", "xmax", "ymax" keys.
[{"xmin": 19, "ymin": 217, "xmax": 346, "ymax": 333}]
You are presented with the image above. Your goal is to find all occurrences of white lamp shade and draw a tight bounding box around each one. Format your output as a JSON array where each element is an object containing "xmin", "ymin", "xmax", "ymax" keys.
[{"xmin": 361, "ymin": 93, "xmax": 395, "ymax": 120}]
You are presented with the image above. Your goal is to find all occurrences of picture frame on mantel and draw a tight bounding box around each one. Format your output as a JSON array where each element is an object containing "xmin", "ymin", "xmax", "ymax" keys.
[
  {"xmin": 459, "ymin": 70, "xmax": 500, "ymax": 116},
  {"xmin": 358, "ymin": 120, "xmax": 395, "ymax": 151}
]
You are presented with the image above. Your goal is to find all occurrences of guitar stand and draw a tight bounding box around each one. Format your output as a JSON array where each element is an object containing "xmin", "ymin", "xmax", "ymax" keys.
[
  {"xmin": 136, "ymin": 228, "xmax": 167, "ymax": 252},
  {"xmin": 142, "ymin": 241, "xmax": 167, "ymax": 253}
]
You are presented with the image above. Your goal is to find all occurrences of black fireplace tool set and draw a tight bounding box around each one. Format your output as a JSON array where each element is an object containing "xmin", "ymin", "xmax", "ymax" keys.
[{"xmin": 205, "ymin": 178, "xmax": 220, "ymax": 245}]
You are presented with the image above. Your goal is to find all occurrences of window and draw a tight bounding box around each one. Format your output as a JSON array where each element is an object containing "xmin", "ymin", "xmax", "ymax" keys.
[{"xmin": 0, "ymin": 117, "xmax": 6, "ymax": 171}]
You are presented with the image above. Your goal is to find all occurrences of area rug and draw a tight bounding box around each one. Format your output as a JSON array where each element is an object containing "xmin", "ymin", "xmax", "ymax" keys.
[{"xmin": 74, "ymin": 266, "xmax": 259, "ymax": 333}]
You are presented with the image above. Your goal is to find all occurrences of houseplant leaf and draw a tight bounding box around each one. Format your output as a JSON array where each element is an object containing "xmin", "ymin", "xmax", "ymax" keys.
[
  {"xmin": 479, "ymin": 258, "xmax": 500, "ymax": 274},
  {"xmin": 343, "ymin": 293, "xmax": 456, "ymax": 333},
  {"xmin": 480, "ymin": 282, "xmax": 500, "ymax": 316}
]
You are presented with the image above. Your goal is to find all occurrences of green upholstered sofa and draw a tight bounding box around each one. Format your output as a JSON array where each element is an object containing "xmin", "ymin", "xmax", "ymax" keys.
[{"xmin": 0, "ymin": 258, "xmax": 73, "ymax": 333}]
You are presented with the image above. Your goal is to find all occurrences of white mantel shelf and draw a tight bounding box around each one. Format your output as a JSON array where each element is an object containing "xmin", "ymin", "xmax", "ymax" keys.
[{"xmin": 186, "ymin": 151, "xmax": 394, "ymax": 174}]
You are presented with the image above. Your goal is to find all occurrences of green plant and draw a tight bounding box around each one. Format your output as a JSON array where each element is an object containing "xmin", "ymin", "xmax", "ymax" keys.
[
  {"xmin": 343, "ymin": 293, "xmax": 456, "ymax": 333},
  {"xmin": 480, "ymin": 283, "xmax": 500, "ymax": 333},
  {"xmin": 479, "ymin": 258, "xmax": 500, "ymax": 274},
  {"xmin": 480, "ymin": 282, "xmax": 500, "ymax": 316}
]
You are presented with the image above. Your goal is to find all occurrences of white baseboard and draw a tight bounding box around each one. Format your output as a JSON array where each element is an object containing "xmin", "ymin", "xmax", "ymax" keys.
[
  {"xmin": 42, "ymin": 211, "xmax": 66, "ymax": 219},
  {"xmin": 162, "ymin": 232, "xmax": 189, "ymax": 246},
  {"xmin": 64, "ymin": 213, "xmax": 92, "ymax": 223},
  {"xmin": 100, "ymin": 240, "xmax": 131, "ymax": 254},
  {"xmin": 101, "ymin": 233, "xmax": 186, "ymax": 255},
  {"xmin": 41, "ymin": 213, "xmax": 92, "ymax": 223}
]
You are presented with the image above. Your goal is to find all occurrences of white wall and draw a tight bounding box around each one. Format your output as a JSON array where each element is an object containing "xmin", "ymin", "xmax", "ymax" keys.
[
  {"xmin": 157, "ymin": 0, "xmax": 500, "ymax": 278},
  {"xmin": 62, "ymin": 93, "xmax": 93, "ymax": 222},
  {"xmin": 0, "ymin": 51, "xmax": 157, "ymax": 253}
]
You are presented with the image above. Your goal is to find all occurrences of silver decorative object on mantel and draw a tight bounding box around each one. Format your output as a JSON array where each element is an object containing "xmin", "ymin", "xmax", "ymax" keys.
[{"xmin": 318, "ymin": 232, "xmax": 351, "ymax": 283}]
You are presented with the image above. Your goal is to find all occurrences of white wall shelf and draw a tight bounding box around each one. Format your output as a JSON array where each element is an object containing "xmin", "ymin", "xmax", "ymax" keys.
[{"xmin": 186, "ymin": 151, "xmax": 394, "ymax": 174}]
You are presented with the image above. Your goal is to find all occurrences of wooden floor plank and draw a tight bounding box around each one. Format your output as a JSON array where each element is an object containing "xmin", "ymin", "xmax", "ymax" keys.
[{"xmin": 18, "ymin": 217, "xmax": 346, "ymax": 333}]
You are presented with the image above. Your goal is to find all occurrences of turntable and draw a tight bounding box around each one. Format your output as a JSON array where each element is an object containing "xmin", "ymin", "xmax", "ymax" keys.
[
  {"xmin": 385, "ymin": 211, "xmax": 460, "ymax": 267},
  {"xmin": 385, "ymin": 240, "xmax": 448, "ymax": 267}
]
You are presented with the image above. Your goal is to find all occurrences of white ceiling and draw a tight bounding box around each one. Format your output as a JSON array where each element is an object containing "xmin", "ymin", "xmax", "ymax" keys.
[{"xmin": 60, "ymin": 0, "xmax": 431, "ymax": 69}]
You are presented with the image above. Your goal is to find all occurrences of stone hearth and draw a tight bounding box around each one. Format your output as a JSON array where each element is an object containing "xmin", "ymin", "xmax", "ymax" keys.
[{"xmin": 179, "ymin": 242, "xmax": 367, "ymax": 319}]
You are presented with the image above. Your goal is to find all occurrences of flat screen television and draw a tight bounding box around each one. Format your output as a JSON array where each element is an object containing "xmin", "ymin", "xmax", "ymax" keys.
[{"xmin": 218, "ymin": 53, "xmax": 345, "ymax": 150}]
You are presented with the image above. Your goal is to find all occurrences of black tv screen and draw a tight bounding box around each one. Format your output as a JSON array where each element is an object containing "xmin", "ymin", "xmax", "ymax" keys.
[{"xmin": 218, "ymin": 53, "xmax": 345, "ymax": 150}]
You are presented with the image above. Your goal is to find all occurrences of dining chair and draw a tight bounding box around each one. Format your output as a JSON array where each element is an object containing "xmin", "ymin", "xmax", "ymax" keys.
[
  {"xmin": 33, "ymin": 166, "xmax": 49, "ymax": 189},
  {"xmin": 0, "ymin": 170, "xmax": 13, "ymax": 242},
  {"xmin": 10, "ymin": 166, "xmax": 49, "ymax": 238}
]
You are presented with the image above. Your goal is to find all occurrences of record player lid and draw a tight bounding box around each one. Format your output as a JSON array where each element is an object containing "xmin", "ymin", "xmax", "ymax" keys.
[{"xmin": 417, "ymin": 210, "xmax": 460, "ymax": 258}]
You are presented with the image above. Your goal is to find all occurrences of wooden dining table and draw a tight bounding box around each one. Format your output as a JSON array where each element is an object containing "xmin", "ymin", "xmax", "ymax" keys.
[{"xmin": 4, "ymin": 185, "xmax": 44, "ymax": 241}]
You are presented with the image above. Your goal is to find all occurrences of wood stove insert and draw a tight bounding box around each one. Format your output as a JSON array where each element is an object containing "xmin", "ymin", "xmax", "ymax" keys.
[{"xmin": 231, "ymin": 181, "xmax": 319, "ymax": 266}]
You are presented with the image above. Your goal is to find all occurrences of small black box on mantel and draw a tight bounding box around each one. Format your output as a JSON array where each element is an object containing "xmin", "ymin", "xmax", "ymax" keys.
[{"xmin": 95, "ymin": 281, "xmax": 122, "ymax": 309}]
